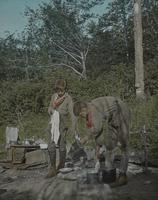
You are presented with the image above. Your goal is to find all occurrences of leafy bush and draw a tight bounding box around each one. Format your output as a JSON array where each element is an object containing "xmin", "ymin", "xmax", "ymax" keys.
[
  {"xmin": 129, "ymin": 95, "xmax": 158, "ymax": 157},
  {"xmin": 0, "ymin": 67, "xmax": 158, "ymax": 159}
]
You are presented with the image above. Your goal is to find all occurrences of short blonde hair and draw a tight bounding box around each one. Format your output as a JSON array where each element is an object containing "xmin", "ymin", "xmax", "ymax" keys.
[
  {"xmin": 55, "ymin": 79, "xmax": 67, "ymax": 90},
  {"xmin": 73, "ymin": 101, "xmax": 87, "ymax": 116}
]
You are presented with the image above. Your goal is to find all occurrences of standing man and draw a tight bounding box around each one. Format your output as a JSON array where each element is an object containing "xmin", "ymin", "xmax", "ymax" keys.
[
  {"xmin": 73, "ymin": 96, "xmax": 131, "ymax": 186},
  {"xmin": 46, "ymin": 79, "xmax": 75, "ymax": 178}
]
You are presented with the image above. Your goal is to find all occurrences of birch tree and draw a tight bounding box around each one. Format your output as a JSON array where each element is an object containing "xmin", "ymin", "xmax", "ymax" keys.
[
  {"xmin": 134, "ymin": 0, "xmax": 145, "ymax": 99},
  {"xmin": 24, "ymin": 0, "xmax": 103, "ymax": 79}
]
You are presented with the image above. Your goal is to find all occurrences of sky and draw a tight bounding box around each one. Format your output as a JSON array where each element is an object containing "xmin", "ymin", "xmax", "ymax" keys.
[{"xmin": 0, "ymin": 0, "xmax": 112, "ymax": 38}]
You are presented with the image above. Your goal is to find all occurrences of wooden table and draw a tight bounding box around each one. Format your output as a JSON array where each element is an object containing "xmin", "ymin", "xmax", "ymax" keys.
[{"xmin": 10, "ymin": 144, "xmax": 40, "ymax": 164}]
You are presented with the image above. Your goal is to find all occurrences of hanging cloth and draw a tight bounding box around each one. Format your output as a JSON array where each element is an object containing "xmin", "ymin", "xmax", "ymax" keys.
[{"xmin": 50, "ymin": 110, "xmax": 60, "ymax": 145}]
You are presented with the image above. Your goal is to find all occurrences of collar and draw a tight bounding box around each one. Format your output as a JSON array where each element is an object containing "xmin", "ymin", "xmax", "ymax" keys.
[{"xmin": 86, "ymin": 110, "xmax": 93, "ymax": 129}]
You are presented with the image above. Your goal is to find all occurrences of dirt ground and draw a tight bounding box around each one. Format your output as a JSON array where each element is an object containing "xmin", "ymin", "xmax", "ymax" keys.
[
  {"xmin": 0, "ymin": 164, "xmax": 158, "ymax": 200},
  {"xmin": 113, "ymin": 171, "xmax": 158, "ymax": 200}
]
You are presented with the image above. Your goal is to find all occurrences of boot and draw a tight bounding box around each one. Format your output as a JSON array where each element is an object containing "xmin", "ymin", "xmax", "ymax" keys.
[
  {"xmin": 110, "ymin": 173, "xmax": 128, "ymax": 187},
  {"xmin": 45, "ymin": 166, "xmax": 57, "ymax": 178},
  {"xmin": 57, "ymin": 159, "xmax": 65, "ymax": 171},
  {"xmin": 46, "ymin": 141, "xmax": 56, "ymax": 178},
  {"xmin": 57, "ymin": 152, "xmax": 66, "ymax": 171}
]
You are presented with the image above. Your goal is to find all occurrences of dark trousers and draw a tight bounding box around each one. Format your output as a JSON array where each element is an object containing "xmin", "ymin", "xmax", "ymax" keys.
[{"xmin": 47, "ymin": 115, "xmax": 67, "ymax": 167}]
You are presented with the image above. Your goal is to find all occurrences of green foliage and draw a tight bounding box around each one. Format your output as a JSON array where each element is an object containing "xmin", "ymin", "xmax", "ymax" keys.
[
  {"xmin": 17, "ymin": 112, "xmax": 49, "ymax": 141},
  {"xmin": 129, "ymin": 96, "xmax": 158, "ymax": 157},
  {"xmin": 0, "ymin": 67, "xmax": 158, "ymax": 158},
  {"xmin": 87, "ymin": 0, "xmax": 134, "ymax": 68},
  {"xmin": 145, "ymin": 60, "xmax": 158, "ymax": 96}
]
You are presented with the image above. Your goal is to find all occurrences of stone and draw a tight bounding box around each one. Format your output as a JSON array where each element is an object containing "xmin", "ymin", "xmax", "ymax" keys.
[
  {"xmin": 25, "ymin": 150, "xmax": 48, "ymax": 165},
  {"xmin": 0, "ymin": 166, "xmax": 5, "ymax": 173}
]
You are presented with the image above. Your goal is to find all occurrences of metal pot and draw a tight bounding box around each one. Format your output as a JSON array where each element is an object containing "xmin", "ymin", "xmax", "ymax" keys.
[{"xmin": 99, "ymin": 168, "xmax": 116, "ymax": 183}]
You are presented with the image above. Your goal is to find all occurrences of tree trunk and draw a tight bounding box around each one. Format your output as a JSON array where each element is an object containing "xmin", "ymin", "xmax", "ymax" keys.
[{"xmin": 134, "ymin": 0, "xmax": 145, "ymax": 100}]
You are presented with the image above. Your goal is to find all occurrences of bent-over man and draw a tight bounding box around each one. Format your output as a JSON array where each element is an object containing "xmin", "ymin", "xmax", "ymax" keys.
[{"xmin": 73, "ymin": 96, "xmax": 131, "ymax": 186}]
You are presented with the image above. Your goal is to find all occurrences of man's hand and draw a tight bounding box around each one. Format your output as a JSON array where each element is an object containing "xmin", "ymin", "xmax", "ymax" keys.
[
  {"xmin": 53, "ymin": 95, "xmax": 65, "ymax": 108},
  {"xmin": 48, "ymin": 107, "xmax": 53, "ymax": 115},
  {"xmin": 75, "ymin": 133, "xmax": 80, "ymax": 141}
]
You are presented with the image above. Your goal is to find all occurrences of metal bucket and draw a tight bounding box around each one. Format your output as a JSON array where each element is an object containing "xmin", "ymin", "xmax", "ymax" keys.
[
  {"xmin": 87, "ymin": 170, "xmax": 99, "ymax": 184},
  {"xmin": 99, "ymin": 168, "xmax": 116, "ymax": 183}
]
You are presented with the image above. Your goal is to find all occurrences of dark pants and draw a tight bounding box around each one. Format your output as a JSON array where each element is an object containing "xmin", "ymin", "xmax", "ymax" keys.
[
  {"xmin": 47, "ymin": 114, "xmax": 67, "ymax": 167},
  {"xmin": 95, "ymin": 101, "xmax": 130, "ymax": 174}
]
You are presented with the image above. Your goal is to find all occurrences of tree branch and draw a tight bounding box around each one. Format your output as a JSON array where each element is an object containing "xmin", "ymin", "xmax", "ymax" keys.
[
  {"xmin": 53, "ymin": 41, "xmax": 82, "ymax": 65},
  {"xmin": 53, "ymin": 63, "xmax": 83, "ymax": 77}
]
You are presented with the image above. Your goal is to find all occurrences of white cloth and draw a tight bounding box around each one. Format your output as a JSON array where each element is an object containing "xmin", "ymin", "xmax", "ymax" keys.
[
  {"xmin": 50, "ymin": 110, "xmax": 60, "ymax": 145},
  {"xmin": 6, "ymin": 127, "xmax": 19, "ymax": 148},
  {"xmin": 95, "ymin": 161, "xmax": 100, "ymax": 173}
]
